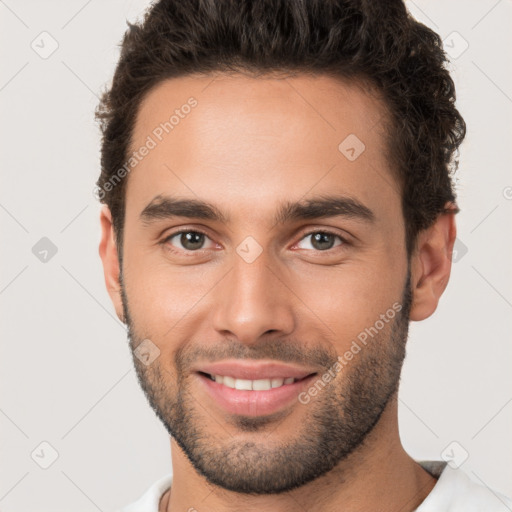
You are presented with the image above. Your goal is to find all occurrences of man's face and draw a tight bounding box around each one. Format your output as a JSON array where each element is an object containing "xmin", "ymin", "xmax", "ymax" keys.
[{"xmin": 118, "ymin": 74, "xmax": 411, "ymax": 493}]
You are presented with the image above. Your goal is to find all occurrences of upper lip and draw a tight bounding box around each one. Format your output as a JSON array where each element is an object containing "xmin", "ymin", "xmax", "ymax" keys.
[{"xmin": 195, "ymin": 360, "xmax": 318, "ymax": 380}]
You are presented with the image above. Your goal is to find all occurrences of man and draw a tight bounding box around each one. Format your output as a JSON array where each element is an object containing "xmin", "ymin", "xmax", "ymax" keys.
[{"xmin": 96, "ymin": 1, "xmax": 511, "ymax": 511}]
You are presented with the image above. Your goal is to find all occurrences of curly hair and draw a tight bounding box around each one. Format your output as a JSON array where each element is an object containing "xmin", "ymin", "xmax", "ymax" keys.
[{"xmin": 95, "ymin": 0, "xmax": 466, "ymax": 258}]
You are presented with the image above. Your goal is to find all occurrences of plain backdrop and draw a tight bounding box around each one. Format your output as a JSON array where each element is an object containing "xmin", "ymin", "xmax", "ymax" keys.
[{"xmin": 1, "ymin": 1, "xmax": 511, "ymax": 511}]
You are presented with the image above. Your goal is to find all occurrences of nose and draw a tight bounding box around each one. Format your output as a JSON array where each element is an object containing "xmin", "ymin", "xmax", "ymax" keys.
[{"xmin": 212, "ymin": 251, "xmax": 296, "ymax": 345}]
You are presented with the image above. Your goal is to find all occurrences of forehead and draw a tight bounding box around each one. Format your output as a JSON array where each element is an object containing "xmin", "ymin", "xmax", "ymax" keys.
[{"xmin": 126, "ymin": 73, "xmax": 399, "ymax": 225}]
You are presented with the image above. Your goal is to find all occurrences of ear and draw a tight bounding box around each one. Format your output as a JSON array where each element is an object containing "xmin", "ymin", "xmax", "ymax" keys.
[
  {"xmin": 409, "ymin": 203, "xmax": 458, "ymax": 321},
  {"xmin": 98, "ymin": 205, "xmax": 125, "ymax": 323}
]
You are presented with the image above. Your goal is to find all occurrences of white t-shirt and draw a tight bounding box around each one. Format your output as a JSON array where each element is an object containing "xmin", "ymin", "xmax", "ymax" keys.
[{"xmin": 116, "ymin": 460, "xmax": 512, "ymax": 512}]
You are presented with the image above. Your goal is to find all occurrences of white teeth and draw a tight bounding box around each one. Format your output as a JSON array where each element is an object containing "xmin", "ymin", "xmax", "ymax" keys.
[
  {"xmin": 235, "ymin": 379, "xmax": 252, "ymax": 390},
  {"xmin": 222, "ymin": 375, "xmax": 235, "ymax": 388},
  {"xmin": 253, "ymin": 379, "xmax": 272, "ymax": 391},
  {"xmin": 210, "ymin": 374, "xmax": 298, "ymax": 390},
  {"xmin": 271, "ymin": 378, "xmax": 284, "ymax": 388}
]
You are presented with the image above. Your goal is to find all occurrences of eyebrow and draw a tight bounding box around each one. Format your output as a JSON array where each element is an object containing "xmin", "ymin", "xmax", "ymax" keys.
[{"xmin": 139, "ymin": 193, "xmax": 375, "ymax": 227}]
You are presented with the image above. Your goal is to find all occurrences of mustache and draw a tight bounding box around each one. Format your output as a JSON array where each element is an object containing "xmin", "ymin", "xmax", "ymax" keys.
[{"xmin": 175, "ymin": 337, "xmax": 337, "ymax": 372}]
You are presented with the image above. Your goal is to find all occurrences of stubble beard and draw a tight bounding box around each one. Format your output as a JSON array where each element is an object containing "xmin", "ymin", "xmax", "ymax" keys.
[{"xmin": 120, "ymin": 268, "xmax": 412, "ymax": 494}]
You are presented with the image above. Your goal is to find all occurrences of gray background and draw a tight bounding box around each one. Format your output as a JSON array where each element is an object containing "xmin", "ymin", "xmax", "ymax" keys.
[{"xmin": 1, "ymin": 0, "xmax": 511, "ymax": 510}]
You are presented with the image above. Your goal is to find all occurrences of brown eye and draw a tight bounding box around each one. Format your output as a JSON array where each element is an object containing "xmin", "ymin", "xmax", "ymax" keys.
[
  {"xmin": 296, "ymin": 231, "xmax": 346, "ymax": 251},
  {"xmin": 164, "ymin": 230, "xmax": 214, "ymax": 251}
]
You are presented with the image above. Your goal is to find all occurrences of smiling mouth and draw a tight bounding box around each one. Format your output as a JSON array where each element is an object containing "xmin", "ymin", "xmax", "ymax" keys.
[{"xmin": 198, "ymin": 371, "xmax": 316, "ymax": 391}]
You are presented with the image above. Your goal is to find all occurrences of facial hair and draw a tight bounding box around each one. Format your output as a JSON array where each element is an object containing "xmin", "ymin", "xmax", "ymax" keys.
[{"xmin": 120, "ymin": 267, "xmax": 412, "ymax": 495}]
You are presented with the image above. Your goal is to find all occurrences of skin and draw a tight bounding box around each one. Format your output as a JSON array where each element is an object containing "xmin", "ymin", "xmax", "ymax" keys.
[{"xmin": 99, "ymin": 73, "xmax": 457, "ymax": 512}]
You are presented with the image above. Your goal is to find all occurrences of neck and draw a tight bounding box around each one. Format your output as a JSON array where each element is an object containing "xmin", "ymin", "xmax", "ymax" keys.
[{"xmin": 160, "ymin": 395, "xmax": 437, "ymax": 512}]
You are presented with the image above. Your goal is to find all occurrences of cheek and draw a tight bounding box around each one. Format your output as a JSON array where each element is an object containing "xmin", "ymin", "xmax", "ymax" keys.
[
  {"xmin": 123, "ymin": 252, "xmax": 217, "ymax": 337},
  {"xmin": 290, "ymin": 260, "xmax": 404, "ymax": 344}
]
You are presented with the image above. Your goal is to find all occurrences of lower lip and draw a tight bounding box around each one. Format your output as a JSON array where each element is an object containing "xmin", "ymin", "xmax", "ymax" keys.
[{"xmin": 197, "ymin": 373, "xmax": 316, "ymax": 417}]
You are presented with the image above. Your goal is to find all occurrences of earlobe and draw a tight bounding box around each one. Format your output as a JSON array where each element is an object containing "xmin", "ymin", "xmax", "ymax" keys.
[
  {"xmin": 409, "ymin": 204, "xmax": 457, "ymax": 322},
  {"xmin": 98, "ymin": 206, "xmax": 125, "ymax": 323}
]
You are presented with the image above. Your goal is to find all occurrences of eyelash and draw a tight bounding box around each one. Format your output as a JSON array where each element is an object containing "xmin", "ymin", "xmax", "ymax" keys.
[{"xmin": 160, "ymin": 228, "xmax": 350, "ymax": 255}]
